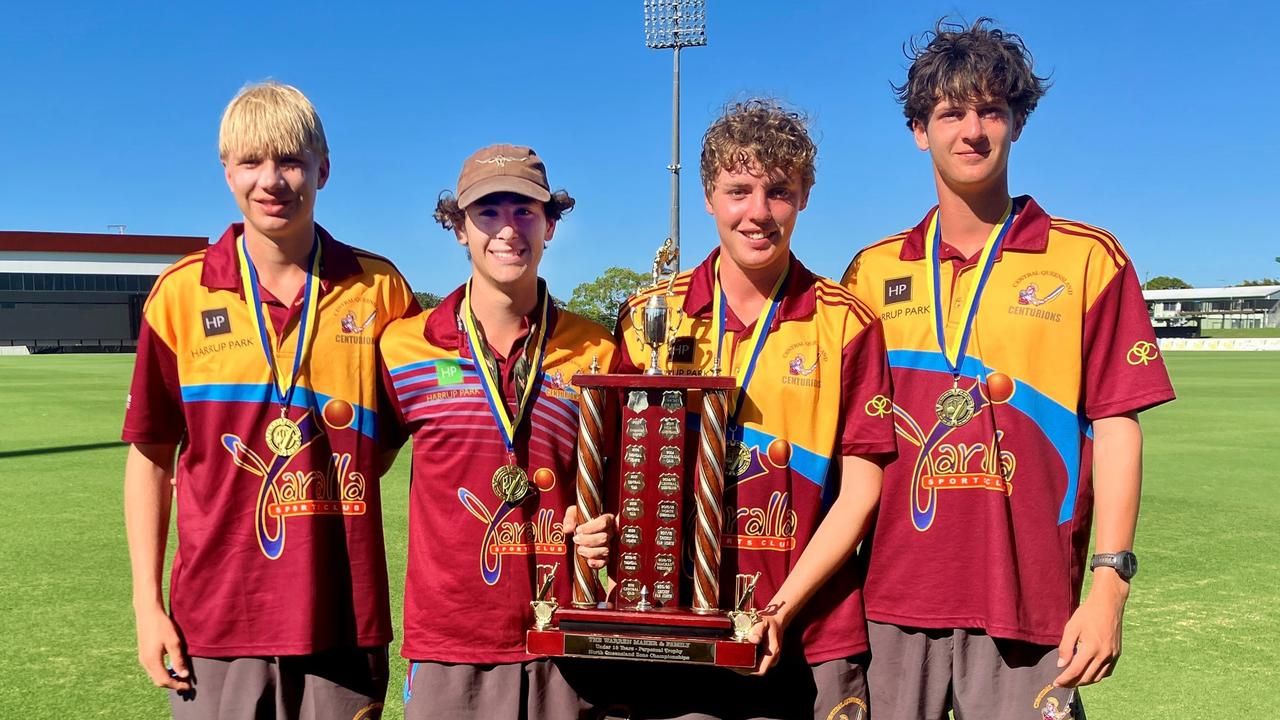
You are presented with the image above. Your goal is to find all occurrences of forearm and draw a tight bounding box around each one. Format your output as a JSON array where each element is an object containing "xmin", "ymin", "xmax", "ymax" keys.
[
  {"xmin": 124, "ymin": 443, "xmax": 177, "ymax": 612},
  {"xmin": 1088, "ymin": 413, "xmax": 1143, "ymax": 597},
  {"xmin": 769, "ymin": 454, "xmax": 882, "ymax": 624}
]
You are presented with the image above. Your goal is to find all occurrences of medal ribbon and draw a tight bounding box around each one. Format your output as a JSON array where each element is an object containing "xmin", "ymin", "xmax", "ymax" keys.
[
  {"xmin": 237, "ymin": 234, "xmax": 322, "ymax": 410},
  {"xmin": 711, "ymin": 257, "xmax": 790, "ymax": 432},
  {"xmin": 461, "ymin": 280, "xmax": 551, "ymax": 455},
  {"xmin": 923, "ymin": 200, "xmax": 1015, "ymax": 378}
]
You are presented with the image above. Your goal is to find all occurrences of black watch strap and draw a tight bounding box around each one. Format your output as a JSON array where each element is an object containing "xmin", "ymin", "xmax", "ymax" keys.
[{"xmin": 1090, "ymin": 551, "xmax": 1138, "ymax": 581}]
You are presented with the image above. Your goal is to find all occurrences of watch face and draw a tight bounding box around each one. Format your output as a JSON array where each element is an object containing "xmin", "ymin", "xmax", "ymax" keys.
[{"xmin": 1120, "ymin": 552, "xmax": 1138, "ymax": 578}]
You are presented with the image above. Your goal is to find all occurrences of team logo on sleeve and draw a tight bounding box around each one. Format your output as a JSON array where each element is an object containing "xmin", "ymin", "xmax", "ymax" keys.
[
  {"xmin": 884, "ymin": 276, "xmax": 912, "ymax": 305},
  {"xmin": 1126, "ymin": 341, "xmax": 1160, "ymax": 366},
  {"xmin": 864, "ymin": 394, "xmax": 892, "ymax": 417},
  {"xmin": 201, "ymin": 308, "xmax": 231, "ymax": 336}
]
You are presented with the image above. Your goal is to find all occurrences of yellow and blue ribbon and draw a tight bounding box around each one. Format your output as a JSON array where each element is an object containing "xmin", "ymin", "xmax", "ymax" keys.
[
  {"xmin": 237, "ymin": 234, "xmax": 322, "ymax": 410},
  {"xmin": 460, "ymin": 280, "xmax": 551, "ymax": 455},
  {"xmin": 711, "ymin": 257, "xmax": 789, "ymax": 433},
  {"xmin": 923, "ymin": 201, "xmax": 1014, "ymax": 378}
]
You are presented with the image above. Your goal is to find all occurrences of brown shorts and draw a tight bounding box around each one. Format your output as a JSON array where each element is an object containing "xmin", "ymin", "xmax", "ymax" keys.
[
  {"xmin": 169, "ymin": 647, "xmax": 388, "ymax": 720},
  {"xmin": 866, "ymin": 622, "xmax": 1087, "ymax": 720},
  {"xmin": 568, "ymin": 655, "xmax": 869, "ymax": 720},
  {"xmin": 402, "ymin": 658, "xmax": 587, "ymax": 720}
]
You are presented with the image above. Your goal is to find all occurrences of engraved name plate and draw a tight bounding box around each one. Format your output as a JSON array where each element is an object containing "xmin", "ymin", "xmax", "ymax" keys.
[
  {"xmin": 653, "ymin": 581, "xmax": 675, "ymax": 603},
  {"xmin": 621, "ymin": 525, "xmax": 642, "ymax": 547},
  {"xmin": 655, "ymin": 554, "xmax": 675, "ymax": 576},
  {"xmin": 622, "ymin": 498, "xmax": 645, "ymax": 520},
  {"xmin": 658, "ymin": 473, "xmax": 680, "ymax": 495},
  {"xmin": 621, "ymin": 552, "xmax": 641, "ymax": 573},
  {"xmin": 623, "ymin": 472, "xmax": 645, "ymax": 494},
  {"xmin": 659, "ymin": 417, "xmax": 681, "ymax": 439},
  {"xmin": 656, "ymin": 526, "xmax": 676, "ymax": 548},
  {"xmin": 626, "ymin": 417, "xmax": 648, "ymax": 439},
  {"xmin": 659, "ymin": 446, "xmax": 681, "ymax": 468},
  {"xmin": 656, "ymin": 500, "xmax": 678, "ymax": 522},
  {"xmin": 624, "ymin": 445, "xmax": 646, "ymax": 467}
]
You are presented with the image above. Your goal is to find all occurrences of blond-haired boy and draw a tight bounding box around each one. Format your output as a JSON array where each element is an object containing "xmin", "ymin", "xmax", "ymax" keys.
[{"xmin": 123, "ymin": 81, "xmax": 417, "ymax": 719}]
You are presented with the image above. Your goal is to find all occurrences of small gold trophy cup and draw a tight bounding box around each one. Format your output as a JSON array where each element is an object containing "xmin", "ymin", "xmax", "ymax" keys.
[
  {"xmin": 630, "ymin": 238, "xmax": 685, "ymax": 375},
  {"xmin": 530, "ymin": 563, "xmax": 559, "ymax": 631}
]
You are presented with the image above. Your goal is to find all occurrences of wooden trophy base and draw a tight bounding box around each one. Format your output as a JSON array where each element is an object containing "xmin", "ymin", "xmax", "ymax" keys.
[{"xmin": 526, "ymin": 606, "xmax": 758, "ymax": 668}]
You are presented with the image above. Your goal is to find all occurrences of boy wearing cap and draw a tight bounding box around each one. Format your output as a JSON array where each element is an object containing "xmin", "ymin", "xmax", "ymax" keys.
[
  {"xmin": 123, "ymin": 81, "xmax": 417, "ymax": 719},
  {"xmin": 602, "ymin": 99, "xmax": 895, "ymax": 720},
  {"xmin": 842, "ymin": 19, "xmax": 1175, "ymax": 719},
  {"xmin": 379, "ymin": 144, "xmax": 618, "ymax": 719}
]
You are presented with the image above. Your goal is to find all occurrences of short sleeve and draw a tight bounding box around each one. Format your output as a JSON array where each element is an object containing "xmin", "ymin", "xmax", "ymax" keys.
[
  {"xmin": 840, "ymin": 318, "xmax": 897, "ymax": 457},
  {"xmin": 1082, "ymin": 263, "xmax": 1176, "ymax": 419},
  {"xmin": 122, "ymin": 316, "xmax": 185, "ymax": 444}
]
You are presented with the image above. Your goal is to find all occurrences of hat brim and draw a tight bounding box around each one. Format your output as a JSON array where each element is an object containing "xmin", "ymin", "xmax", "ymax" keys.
[{"xmin": 457, "ymin": 176, "xmax": 552, "ymax": 208}]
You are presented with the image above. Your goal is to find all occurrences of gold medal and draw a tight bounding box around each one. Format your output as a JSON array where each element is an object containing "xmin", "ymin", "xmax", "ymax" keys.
[
  {"xmin": 726, "ymin": 441, "xmax": 751, "ymax": 479},
  {"xmin": 492, "ymin": 464, "xmax": 530, "ymax": 504},
  {"xmin": 265, "ymin": 416, "xmax": 303, "ymax": 457},
  {"xmin": 935, "ymin": 386, "xmax": 975, "ymax": 427}
]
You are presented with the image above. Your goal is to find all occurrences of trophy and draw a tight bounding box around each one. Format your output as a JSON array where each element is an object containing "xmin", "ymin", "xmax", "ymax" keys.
[{"xmin": 525, "ymin": 243, "xmax": 759, "ymax": 668}]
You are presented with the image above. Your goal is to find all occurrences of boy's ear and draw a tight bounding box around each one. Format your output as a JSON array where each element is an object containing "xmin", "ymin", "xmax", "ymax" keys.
[
  {"xmin": 317, "ymin": 157, "xmax": 331, "ymax": 190},
  {"xmin": 912, "ymin": 118, "xmax": 930, "ymax": 151},
  {"xmin": 1011, "ymin": 117, "xmax": 1025, "ymax": 142},
  {"xmin": 543, "ymin": 218, "xmax": 557, "ymax": 245}
]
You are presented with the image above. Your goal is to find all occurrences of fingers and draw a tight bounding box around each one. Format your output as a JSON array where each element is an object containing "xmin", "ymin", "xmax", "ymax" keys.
[
  {"xmin": 1056, "ymin": 621, "xmax": 1079, "ymax": 669},
  {"xmin": 561, "ymin": 506, "xmax": 580, "ymax": 535},
  {"xmin": 140, "ymin": 643, "xmax": 191, "ymax": 691},
  {"xmin": 750, "ymin": 621, "xmax": 783, "ymax": 676}
]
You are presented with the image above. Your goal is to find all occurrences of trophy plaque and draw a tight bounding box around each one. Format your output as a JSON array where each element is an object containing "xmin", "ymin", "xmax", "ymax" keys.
[{"xmin": 526, "ymin": 258, "xmax": 760, "ymax": 668}]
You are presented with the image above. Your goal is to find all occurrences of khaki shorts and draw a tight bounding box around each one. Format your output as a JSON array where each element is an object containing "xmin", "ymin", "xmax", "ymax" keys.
[
  {"xmin": 866, "ymin": 622, "xmax": 1086, "ymax": 720},
  {"xmin": 169, "ymin": 647, "xmax": 388, "ymax": 720},
  {"xmin": 402, "ymin": 658, "xmax": 586, "ymax": 720}
]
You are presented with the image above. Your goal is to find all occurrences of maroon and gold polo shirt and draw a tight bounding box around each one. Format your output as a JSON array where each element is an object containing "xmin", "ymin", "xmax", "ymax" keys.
[
  {"xmin": 122, "ymin": 223, "xmax": 418, "ymax": 657},
  {"xmin": 618, "ymin": 249, "xmax": 896, "ymax": 663},
  {"xmin": 379, "ymin": 283, "xmax": 619, "ymax": 663},
  {"xmin": 843, "ymin": 196, "xmax": 1176, "ymax": 645}
]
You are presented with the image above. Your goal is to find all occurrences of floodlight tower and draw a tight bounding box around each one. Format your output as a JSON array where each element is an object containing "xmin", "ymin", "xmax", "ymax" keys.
[{"xmin": 644, "ymin": 0, "xmax": 706, "ymax": 275}]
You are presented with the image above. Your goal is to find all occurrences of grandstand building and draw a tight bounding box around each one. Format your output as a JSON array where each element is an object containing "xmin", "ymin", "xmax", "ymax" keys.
[
  {"xmin": 1144, "ymin": 285, "xmax": 1280, "ymax": 332},
  {"xmin": 0, "ymin": 231, "xmax": 207, "ymax": 353}
]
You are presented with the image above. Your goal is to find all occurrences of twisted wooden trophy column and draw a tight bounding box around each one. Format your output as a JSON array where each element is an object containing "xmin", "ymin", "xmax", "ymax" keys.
[
  {"xmin": 572, "ymin": 385, "xmax": 606, "ymax": 608},
  {"xmin": 692, "ymin": 388, "xmax": 728, "ymax": 613}
]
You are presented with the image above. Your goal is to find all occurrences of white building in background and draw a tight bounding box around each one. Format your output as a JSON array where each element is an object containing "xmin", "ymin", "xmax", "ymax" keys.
[
  {"xmin": 1, "ymin": 230, "xmax": 207, "ymax": 352},
  {"xmin": 1143, "ymin": 285, "xmax": 1280, "ymax": 330}
]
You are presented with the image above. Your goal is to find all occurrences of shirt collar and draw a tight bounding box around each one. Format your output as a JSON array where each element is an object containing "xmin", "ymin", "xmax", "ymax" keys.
[
  {"xmin": 681, "ymin": 248, "xmax": 817, "ymax": 329},
  {"xmin": 424, "ymin": 278, "xmax": 559, "ymax": 352},
  {"xmin": 200, "ymin": 222, "xmax": 364, "ymax": 296},
  {"xmin": 898, "ymin": 195, "xmax": 1051, "ymax": 261}
]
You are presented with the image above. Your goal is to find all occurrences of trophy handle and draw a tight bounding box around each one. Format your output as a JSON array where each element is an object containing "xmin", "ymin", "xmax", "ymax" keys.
[
  {"xmin": 629, "ymin": 304, "xmax": 647, "ymax": 344},
  {"xmin": 665, "ymin": 307, "xmax": 686, "ymax": 346}
]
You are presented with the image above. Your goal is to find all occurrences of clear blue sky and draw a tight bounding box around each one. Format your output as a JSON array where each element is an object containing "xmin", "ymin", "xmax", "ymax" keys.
[{"xmin": 2, "ymin": 1, "xmax": 1276, "ymax": 292}]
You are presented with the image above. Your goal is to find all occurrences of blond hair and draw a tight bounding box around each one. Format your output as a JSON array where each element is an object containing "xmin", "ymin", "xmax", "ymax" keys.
[
  {"xmin": 700, "ymin": 99, "xmax": 817, "ymax": 197},
  {"xmin": 218, "ymin": 81, "xmax": 328, "ymax": 161}
]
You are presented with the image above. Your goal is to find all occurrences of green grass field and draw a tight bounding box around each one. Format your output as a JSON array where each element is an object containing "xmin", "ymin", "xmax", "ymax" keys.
[{"xmin": 1, "ymin": 352, "xmax": 1277, "ymax": 718}]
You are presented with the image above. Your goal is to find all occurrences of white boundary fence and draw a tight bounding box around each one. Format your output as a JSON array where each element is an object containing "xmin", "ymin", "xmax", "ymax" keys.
[{"xmin": 1158, "ymin": 338, "xmax": 1280, "ymax": 351}]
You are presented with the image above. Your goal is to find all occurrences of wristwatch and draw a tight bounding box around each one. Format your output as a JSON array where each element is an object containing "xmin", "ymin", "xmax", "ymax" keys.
[{"xmin": 1090, "ymin": 551, "xmax": 1138, "ymax": 581}]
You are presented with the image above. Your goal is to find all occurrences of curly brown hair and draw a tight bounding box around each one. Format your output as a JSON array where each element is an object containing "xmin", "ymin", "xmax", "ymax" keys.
[
  {"xmin": 700, "ymin": 99, "xmax": 817, "ymax": 197},
  {"xmin": 432, "ymin": 190, "xmax": 576, "ymax": 232},
  {"xmin": 895, "ymin": 17, "xmax": 1050, "ymax": 130}
]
